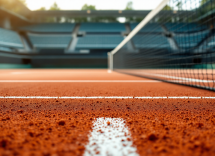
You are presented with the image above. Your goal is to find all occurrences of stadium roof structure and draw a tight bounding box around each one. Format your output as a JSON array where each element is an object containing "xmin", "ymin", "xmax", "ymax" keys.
[
  {"xmin": 1, "ymin": 0, "xmax": 214, "ymax": 24},
  {"xmin": 0, "ymin": 0, "xmax": 197, "ymax": 23},
  {"xmin": 0, "ymin": 5, "xmax": 195, "ymax": 25},
  {"xmin": 29, "ymin": 10, "xmax": 194, "ymax": 18},
  {"xmin": 32, "ymin": 10, "xmax": 152, "ymax": 18},
  {"xmin": 0, "ymin": 0, "xmax": 192, "ymax": 19},
  {"xmin": 0, "ymin": 7, "xmax": 29, "ymax": 22}
]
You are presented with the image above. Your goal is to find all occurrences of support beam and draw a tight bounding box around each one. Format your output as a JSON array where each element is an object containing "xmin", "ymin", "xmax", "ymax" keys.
[
  {"xmin": 161, "ymin": 25, "xmax": 179, "ymax": 51},
  {"xmin": 108, "ymin": 52, "xmax": 113, "ymax": 72},
  {"xmin": 65, "ymin": 24, "xmax": 80, "ymax": 53},
  {"xmin": 124, "ymin": 23, "xmax": 136, "ymax": 51},
  {"xmin": 3, "ymin": 17, "xmax": 11, "ymax": 29}
]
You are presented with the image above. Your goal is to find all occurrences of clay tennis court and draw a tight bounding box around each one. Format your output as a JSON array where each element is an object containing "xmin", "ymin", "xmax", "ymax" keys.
[
  {"xmin": 1, "ymin": 0, "xmax": 215, "ymax": 155},
  {"xmin": 0, "ymin": 69, "xmax": 215, "ymax": 156}
]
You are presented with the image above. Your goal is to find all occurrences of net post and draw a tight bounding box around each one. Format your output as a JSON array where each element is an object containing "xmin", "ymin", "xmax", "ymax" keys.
[{"xmin": 108, "ymin": 52, "xmax": 113, "ymax": 73}]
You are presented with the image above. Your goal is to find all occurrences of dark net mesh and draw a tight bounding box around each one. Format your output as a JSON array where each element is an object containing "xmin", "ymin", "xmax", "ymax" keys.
[{"xmin": 113, "ymin": 0, "xmax": 215, "ymax": 91}]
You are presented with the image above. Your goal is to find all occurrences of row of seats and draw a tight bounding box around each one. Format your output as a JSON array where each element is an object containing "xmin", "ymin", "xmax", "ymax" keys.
[
  {"xmin": 21, "ymin": 23, "xmax": 126, "ymax": 33},
  {"xmin": 200, "ymin": 35, "xmax": 215, "ymax": 50},
  {"xmin": 132, "ymin": 34, "xmax": 170, "ymax": 48},
  {"xmin": 20, "ymin": 23, "xmax": 165, "ymax": 50},
  {"xmin": 28, "ymin": 33, "xmax": 72, "ymax": 48},
  {"xmin": 76, "ymin": 35, "xmax": 124, "ymax": 49},
  {"xmin": 0, "ymin": 23, "xmax": 213, "ymax": 52},
  {"xmin": 174, "ymin": 30, "xmax": 210, "ymax": 49},
  {"xmin": 21, "ymin": 23, "xmax": 208, "ymax": 33},
  {"xmin": 0, "ymin": 27, "xmax": 24, "ymax": 51},
  {"xmin": 165, "ymin": 23, "xmax": 208, "ymax": 33},
  {"xmin": 25, "ymin": 32, "xmax": 215, "ymax": 51},
  {"xmin": 21, "ymin": 23, "xmax": 75, "ymax": 33},
  {"xmin": 27, "ymin": 33, "xmax": 124, "ymax": 49},
  {"xmin": 1, "ymin": 32, "xmax": 210, "ymax": 51},
  {"xmin": 130, "ymin": 23, "xmax": 163, "ymax": 33},
  {"xmin": 19, "ymin": 23, "xmax": 163, "ymax": 33},
  {"xmin": 79, "ymin": 23, "xmax": 126, "ymax": 33},
  {"xmin": 0, "ymin": 46, "xmax": 12, "ymax": 52},
  {"xmin": 27, "ymin": 33, "xmax": 169, "ymax": 50}
]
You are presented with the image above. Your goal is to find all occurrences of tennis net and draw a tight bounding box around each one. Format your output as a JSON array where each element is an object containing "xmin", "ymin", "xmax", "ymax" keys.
[{"xmin": 109, "ymin": 0, "xmax": 215, "ymax": 91}]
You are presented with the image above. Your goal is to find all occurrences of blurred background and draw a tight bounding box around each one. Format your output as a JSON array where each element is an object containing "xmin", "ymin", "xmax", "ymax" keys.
[
  {"xmin": 0, "ymin": 0, "xmax": 163, "ymax": 69},
  {"xmin": 0, "ymin": 0, "xmax": 213, "ymax": 70}
]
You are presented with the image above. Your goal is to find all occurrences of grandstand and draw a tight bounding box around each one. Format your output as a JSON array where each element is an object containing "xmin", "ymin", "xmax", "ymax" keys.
[
  {"xmin": 0, "ymin": 27, "xmax": 24, "ymax": 50},
  {"xmin": 0, "ymin": 1, "xmax": 203, "ymax": 68},
  {"xmin": 1, "ymin": 20, "xmax": 212, "ymax": 67},
  {"xmin": 79, "ymin": 23, "xmax": 126, "ymax": 33},
  {"xmin": 27, "ymin": 33, "xmax": 73, "ymax": 49},
  {"xmin": 20, "ymin": 23, "xmax": 75, "ymax": 33}
]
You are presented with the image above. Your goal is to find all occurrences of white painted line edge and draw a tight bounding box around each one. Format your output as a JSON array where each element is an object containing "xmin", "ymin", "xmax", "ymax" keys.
[
  {"xmin": 0, "ymin": 80, "xmax": 161, "ymax": 83},
  {"xmin": 0, "ymin": 96, "xmax": 214, "ymax": 99},
  {"xmin": 1, "ymin": 79, "xmax": 212, "ymax": 83},
  {"xmin": 84, "ymin": 118, "xmax": 139, "ymax": 156}
]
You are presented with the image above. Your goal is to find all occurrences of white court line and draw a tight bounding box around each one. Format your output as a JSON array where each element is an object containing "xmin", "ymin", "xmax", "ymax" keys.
[
  {"xmin": 107, "ymin": 69, "xmax": 112, "ymax": 73},
  {"xmin": 10, "ymin": 72, "xmax": 23, "ymax": 75},
  {"xmin": 0, "ymin": 96, "xmax": 214, "ymax": 99},
  {"xmin": 0, "ymin": 80, "xmax": 160, "ymax": 83},
  {"xmin": 135, "ymin": 96, "xmax": 167, "ymax": 99},
  {"xmin": 84, "ymin": 118, "xmax": 138, "ymax": 156}
]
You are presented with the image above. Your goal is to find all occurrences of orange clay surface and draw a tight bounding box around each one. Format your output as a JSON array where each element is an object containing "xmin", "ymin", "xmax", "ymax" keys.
[{"xmin": 0, "ymin": 69, "xmax": 215, "ymax": 156}]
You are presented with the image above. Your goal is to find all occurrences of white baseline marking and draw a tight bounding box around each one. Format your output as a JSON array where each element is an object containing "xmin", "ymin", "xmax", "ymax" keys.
[
  {"xmin": 10, "ymin": 72, "xmax": 23, "ymax": 75},
  {"xmin": 0, "ymin": 80, "xmax": 160, "ymax": 83},
  {"xmin": 84, "ymin": 118, "xmax": 138, "ymax": 156},
  {"xmin": 0, "ymin": 96, "xmax": 214, "ymax": 99}
]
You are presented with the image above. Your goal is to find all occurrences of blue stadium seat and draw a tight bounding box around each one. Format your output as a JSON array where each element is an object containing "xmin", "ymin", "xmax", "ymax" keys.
[
  {"xmin": 28, "ymin": 33, "xmax": 72, "ymax": 48},
  {"xmin": 0, "ymin": 28, "xmax": 24, "ymax": 48},
  {"xmin": 201, "ymin": 35, "xmax": 215, "ymax": 50},
  {"xmin": 174, "ymin": 30, "xmax": 209, "ymax": 49},
  {"xmin": 208, "ymin": 39, "xmax": 215, "ymax": 47},
  {"xmin": 132, "ymin": 34, "xmax": 170, "ymax": 48},
  {"xmin": 21, "ymin": 23, "xmax": 75, "ymax": 33},
  {"xmin": 79, "ymin": 23, "xmax": 126, "ymax": 32},
  {"xmin": 0, "ymin": 46, "xmax": 12, "ymax": 52},
  {"xmin": 165, "ymin": 23, "xmax": 208, "ymax": 33},
  {"xmin": 130, "ymin": 23, "xmax": 163, "ymax": 33},
  {"xmin": 76, "ymin": 35, "xmax": 124, "ymax": 49}
]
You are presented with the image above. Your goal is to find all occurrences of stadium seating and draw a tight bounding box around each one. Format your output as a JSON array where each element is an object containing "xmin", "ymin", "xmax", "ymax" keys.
[
  {"xmin": 79, "ymin": 23, "xmax": 126, "ymax": 32},
  {"xmin": 201, "ymin": 35, "xmax": 215, "ymax": 50},
  {"xmin": 132, "ymin": 34, "xmax": 170, "ymax": 48},
  {"xmin": 0, "ymin": 46, "xmax": 12, "ymax": 52},
  {"xmin": 174, "ymin": 30, "xmax": 209, "ymax": 49},
  {"xmin": 28, "ymin": 33, "xmax": 72, "ymax": 48},
  {"xmin": 0, "ymin": 28, "xmax": 24, "ymax": 49},
  {"xmin": 76, "ymin": 35, "xmax": 124, "ymax": 49},
  {"xmin": 165, "ymin": 23, "xmax": 208, "ymax": 33},
  {"xmin": 130, "ymin": 23, "xmax": 163, "ymax": 33},
  {"xmin": 2, "ymin": 22, "xmax": 210, "ymax": 52},
  {"xmin": 20, "ymin": 23, "xmax": 75, "ymax": 33}
]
